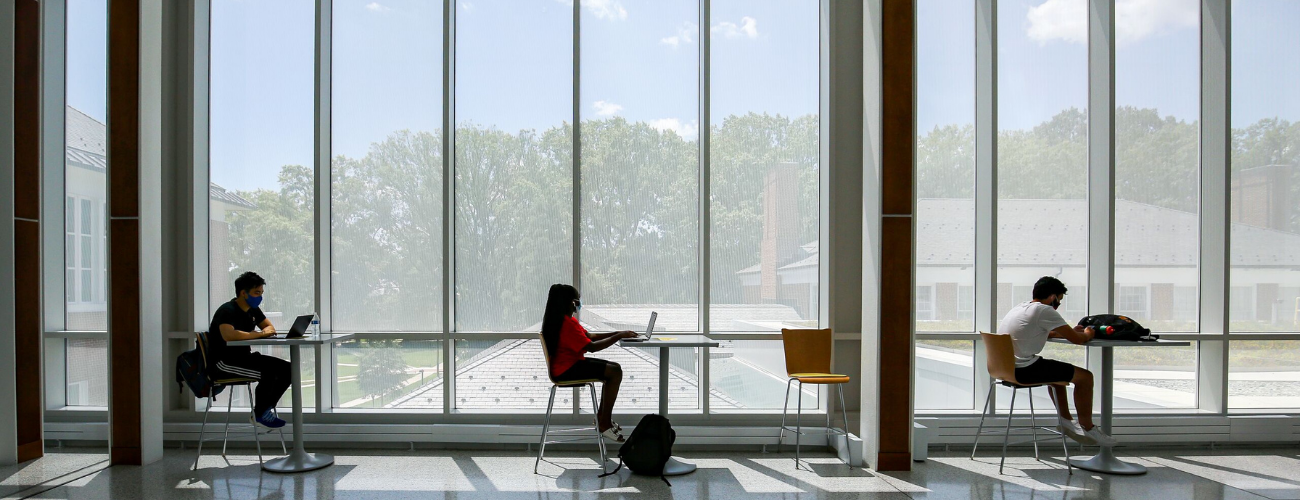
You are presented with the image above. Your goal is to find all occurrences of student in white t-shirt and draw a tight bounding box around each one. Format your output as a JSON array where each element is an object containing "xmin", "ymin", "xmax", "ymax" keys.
[{"xmin": 997, "ymin": 276, "xmax": 1117, "ymax": 447}]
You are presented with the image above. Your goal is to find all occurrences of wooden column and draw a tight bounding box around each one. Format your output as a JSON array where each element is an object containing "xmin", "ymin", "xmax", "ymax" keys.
[
  {"xmin": 107, "ymin": 0, "xmax": 164, "ymax": 465},
  {"xmin": 861, "ymin": 0, "xmax": 915, "ymax": 472},
  {"xmin": 13, "ymin": 0, "xmax": 44, "ymax": 464},
  {"xmin": 878, "ymin": 0, "xmax": 915, "ymax": 471}
]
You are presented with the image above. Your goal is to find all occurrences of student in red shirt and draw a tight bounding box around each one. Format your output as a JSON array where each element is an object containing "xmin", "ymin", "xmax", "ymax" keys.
[{"xmin": 541, "ymin": 284, "xmax": 638, "ymax": 442}]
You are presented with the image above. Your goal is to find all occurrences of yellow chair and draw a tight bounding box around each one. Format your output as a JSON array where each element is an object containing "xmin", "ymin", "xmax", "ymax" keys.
[
  {"xmin": 971, "ymin": 333, "xmax": 1072, "ymax": 474},
  {"xmin": 778, "ymin": 328, "xmax": 851, "ymax": 469},
  {"xmin": 191, "ymin": 332, "xmax": 286, "ymax": 470},
  {"xmin": 534, "ymin": 333, "xmax": 607, "ymax": 474}
]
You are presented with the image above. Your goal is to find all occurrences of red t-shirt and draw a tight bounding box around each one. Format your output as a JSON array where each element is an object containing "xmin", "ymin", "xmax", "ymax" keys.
[{"xmin": 550, "ymin": 316, "xmax": 591, "ymax": 378}]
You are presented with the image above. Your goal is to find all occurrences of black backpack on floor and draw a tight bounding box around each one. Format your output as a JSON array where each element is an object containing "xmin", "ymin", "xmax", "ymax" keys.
[
  {"xmin": 1077, "ymin": 314, "xmax": 1157, "ymax": 341},
  {"xmin": 600, "ymin": 414, "xmax": 676, "ymax": 485}
]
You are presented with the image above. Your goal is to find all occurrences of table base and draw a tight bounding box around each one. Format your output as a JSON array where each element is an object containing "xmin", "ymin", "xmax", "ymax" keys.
[
  {"xmin": 1068, "ymin": 446, "xmax": 1146, "ymax": 475},
  {"xmin": 664, "ymin": 457, "xmax": 697, "ymax": 476},
  {"xmin": 262, "ymin": 451, "xmax": 334, "ymax": 473}
]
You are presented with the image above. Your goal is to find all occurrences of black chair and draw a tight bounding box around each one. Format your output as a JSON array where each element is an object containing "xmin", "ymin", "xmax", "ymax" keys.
[{"xmin": 190, "ymin": 332, "xmax": 286, "ymax": 470}]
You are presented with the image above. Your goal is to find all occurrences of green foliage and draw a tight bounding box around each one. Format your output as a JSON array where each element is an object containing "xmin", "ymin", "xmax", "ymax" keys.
[
  {"xmin": 222, "ymin": 165, "xmax": 316, "ymax": 316},
  {"xmin": 355, "ymin": 339, "xmax": 410, "ymax": 399},
  {"xmin": 920, "ymin": 108, "xmax": 1299, "ymax": 220},
  {"xmin": 217, "ymin": 114, "xmax": 821, "ymax": 332}
]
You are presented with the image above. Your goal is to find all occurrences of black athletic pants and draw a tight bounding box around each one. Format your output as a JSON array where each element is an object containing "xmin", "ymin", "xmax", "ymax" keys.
[{"xmin": 214, "ymin": 352, "xmax": 291, "ymax": 416}]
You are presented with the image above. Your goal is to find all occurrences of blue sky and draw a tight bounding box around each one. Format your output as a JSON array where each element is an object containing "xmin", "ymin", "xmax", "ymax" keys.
[{"xmin": 65, "ymin": 0, "xmax": 1300, "ymax": 193}]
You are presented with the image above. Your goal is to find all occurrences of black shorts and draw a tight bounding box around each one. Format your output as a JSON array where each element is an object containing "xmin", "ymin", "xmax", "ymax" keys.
[
  {"xmin": 1014, "ymin": 358, "xmax": 1076, "ymax": 385},
  {"xmin": 555, "ymin": 358, "xmax": 611, "ymax": 383}
]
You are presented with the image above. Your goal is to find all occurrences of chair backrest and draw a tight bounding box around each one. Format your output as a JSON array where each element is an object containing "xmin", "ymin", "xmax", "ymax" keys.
[
  {"xmin": 781, "ymin": 328, "xmax": 833, "ymax": 376},
  {"xmin": 980, "ymin": 332, "xmax": 1019, "ymax": 384},
  {"xmin": 537, "ymin": 333, "xmax": 559, "ymax": 384},
  {"xmin": 195, "ymin": 331, "xmax": 210, "ymax": 367}
]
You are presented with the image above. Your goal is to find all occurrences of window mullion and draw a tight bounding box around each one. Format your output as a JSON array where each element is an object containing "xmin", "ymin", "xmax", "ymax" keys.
[
  {"xmin": 442, "ymin": 0, "xmax": 456, "ymax": 415},
  {"xmin": 1198, "ymin": 0, "xmax": 1231, "ymax": 414}
]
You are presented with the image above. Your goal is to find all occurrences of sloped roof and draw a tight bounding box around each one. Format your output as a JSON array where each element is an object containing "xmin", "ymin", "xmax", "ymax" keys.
[
  {"xmin": 916, "ymin": 198, "xmax": 1300, "ymax": 267},
  {"xmin": 65, "ymin": 105, "xmax": 255, "ymax": 210},
  {"xmin": 386, "ymin": 339, "xmax": 744, "ymax": 410},
  {"xmin": 581, "ymin": 303, "xmax": 804, "ymax": 332},
  {"xmin": 209, "ymin": 183, "xmax": 256, "ymax": 210}
]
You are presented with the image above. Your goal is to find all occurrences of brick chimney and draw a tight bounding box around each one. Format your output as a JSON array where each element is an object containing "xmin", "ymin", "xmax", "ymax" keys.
[
  {"xmin": 1232, "ymin": 164, "xmax": 1293, "ymax": 231},
  {"xmin": 760, "ymin": 163, "xmax": 801, "ymax": 301}
]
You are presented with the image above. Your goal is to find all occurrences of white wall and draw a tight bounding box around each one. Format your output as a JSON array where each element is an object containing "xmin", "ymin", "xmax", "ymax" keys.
[{"xmin": 0, "ymin": 0, "xmax": 17, "ymax": 467}]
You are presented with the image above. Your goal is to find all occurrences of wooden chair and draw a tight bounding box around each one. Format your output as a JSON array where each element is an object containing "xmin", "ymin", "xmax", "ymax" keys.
[
  {"xmin": 534, "ymin": 333, "xmax": 607, "ymax": 474},
  {"xmin": 778, "ymin": 328, "xmax": 852, "ymax": 469},
  {"xmin": 191, "ymin": 332, "xmax": 286, "ymax": 470},
  {"xmin": 972, "ymin": 333, "xmax": 1072, "ymax": 474}
]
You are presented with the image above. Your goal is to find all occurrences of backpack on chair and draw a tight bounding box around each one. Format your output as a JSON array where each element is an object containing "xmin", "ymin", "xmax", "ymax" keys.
[{"xmin": 599, "ymin": 413, "xmax": 676, "ymax": 485}]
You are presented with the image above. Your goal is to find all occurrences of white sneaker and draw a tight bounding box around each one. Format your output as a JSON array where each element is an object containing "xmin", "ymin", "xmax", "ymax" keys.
[
  {"xmin": 1057, "ymin": 417, "xmax": 1092, "ymax": 444},
  {"xmin": 1083, "ymin": 426, "xmax": 1118, "ymax": 447}
]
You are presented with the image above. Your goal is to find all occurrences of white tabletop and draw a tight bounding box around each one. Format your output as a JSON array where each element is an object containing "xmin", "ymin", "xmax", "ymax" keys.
[
  {"xmin": 1049, "ymin": 338, "xmax": 1191, "ymax": 347},
  {"xmin": 227, "ymin": 333, "xmax": 356, "ymax": 347},
  {"xmin": 619, "ymin": 335, "xmax": 719, "ymax": 348}
]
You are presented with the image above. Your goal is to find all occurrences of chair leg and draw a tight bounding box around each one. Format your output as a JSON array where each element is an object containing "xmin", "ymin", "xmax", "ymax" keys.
[
  {"xmin": 222, "ymin": 391, "xmax": 234, "ymax": 457},
  {"xmin": 277, "ymin": 427, "xmax": 287, "ymax": 455},
  {"xmin": 971, "ymin": 380, "xmax": 995, "ymax": 459},
  {"xmin": 248, "ymin": 386, "xmax": 264, "ymax": 464},
  {"xmin": 535, "ymin": 386, "xmax": 557, "ymax": 474},
  {"xmin": 1028, "ymin": 386, "xmax": 1040, "ymax": 460},
  {"xmin": 837, "ymin": 384, "xmax": 851, "ymax": 468},
  {"xmin": 1000, "ymin": 387, "xmax": 1018, "ymax": 475},
  {"xmin": 795, "ymin": 380, "xmax": 803, "ymax": 469},
  {"xmin": 192, "ymin": 396, "xmax": 214, "ymax": 470},
  {"xmin": 588, "ymin": 383, "xmax": 606, "ymax": 472},
  {"xmin": 777, "ymin": 378, "xmax": 792, "ymax": 454},
  {"xmin": 1062, "ymin": 420, "xmax": 1073, "ymax": 475}
]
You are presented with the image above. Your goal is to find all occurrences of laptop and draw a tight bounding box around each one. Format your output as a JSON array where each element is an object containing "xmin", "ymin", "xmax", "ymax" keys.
[
  {"xmin": 623, "ymin": 312, "xmax": 658, "ymax": 342},
  {"xmin": 275, "ymin": 314, "xmax": 315, "ymax": 339}
]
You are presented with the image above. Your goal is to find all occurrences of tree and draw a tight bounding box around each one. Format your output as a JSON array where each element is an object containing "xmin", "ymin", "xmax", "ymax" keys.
[{"xmin": 356, "ymin": 339, "xmax": 408, "ymax": 404}]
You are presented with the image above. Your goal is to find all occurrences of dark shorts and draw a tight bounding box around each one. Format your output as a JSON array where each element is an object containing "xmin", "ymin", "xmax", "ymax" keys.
[
  {"xmin": 1014, "ymin": 358, "xmax": 1076, "ymax": 385},
  {"xmin": 555, "ymin": 358, "xmax": 611, "ymax": 383}
]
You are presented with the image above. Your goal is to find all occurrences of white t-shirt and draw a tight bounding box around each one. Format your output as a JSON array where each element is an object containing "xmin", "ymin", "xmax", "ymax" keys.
[{"xmin": 997, "ymin": 301, "xmax": 1069, "ymax": 368}]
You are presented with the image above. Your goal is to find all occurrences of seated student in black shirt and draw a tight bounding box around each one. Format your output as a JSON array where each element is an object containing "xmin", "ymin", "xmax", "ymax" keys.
[{"xmin": 208, "ymin": 271, "xmax": 290, "ymax": 429}]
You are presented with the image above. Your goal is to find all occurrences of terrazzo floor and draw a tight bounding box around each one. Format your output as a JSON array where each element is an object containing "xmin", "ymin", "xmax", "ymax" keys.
[{"xmin": 2, "ymin": 445, "xmax": 1299, "ymax": 499}]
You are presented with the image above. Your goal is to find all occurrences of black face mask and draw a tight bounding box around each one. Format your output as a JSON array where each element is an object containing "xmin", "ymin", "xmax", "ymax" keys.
[{"xmin": 1050, "ymin": 298, "xmax": 1062, "ymax": 310}]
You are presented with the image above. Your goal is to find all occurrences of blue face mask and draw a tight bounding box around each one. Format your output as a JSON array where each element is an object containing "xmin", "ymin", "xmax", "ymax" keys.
[
  {"xmin": 574, "ymin": 299, "xmax": 582, "ymax": 312},
  {"xmin": 246, "ymin": 295, "xmax": 263, "ymax": 309}
]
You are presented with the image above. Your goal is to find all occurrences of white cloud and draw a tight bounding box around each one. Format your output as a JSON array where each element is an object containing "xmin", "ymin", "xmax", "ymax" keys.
[
  {"xmin": 556, "ymin": 0, "xmax": 628, "ymax": 21},
  {"xmin": 712, "ymin": 16, "xmax": 758, "ymax": 39},
  {"xmin": 660, "ymin": 22, "xmax": 698, "ymax": 48},
  {"xmin": 461, "ymin": 2, "xmax": 474, "ymax": 12},
  {"xmin": 1025, "ymin": 0, "xmax": 1086, "ymax": 45},
  {"xmin": 648, "ymin": 118, "xmax": 699, "ymax": 139},
  {"xmin": 365, "ymin": 2, "xmax": 390, "ymax": 12},
  {"xmin": 593, "ymin": 100, "xmax": 623, "ymax": 116},
  {"xmin": 1116, "ymin": 0, "xmax": 1198, "ymax": 44},
  {"xmin": 1027, "ymin": 0, "xmax": 1198, "ymax": 46}
]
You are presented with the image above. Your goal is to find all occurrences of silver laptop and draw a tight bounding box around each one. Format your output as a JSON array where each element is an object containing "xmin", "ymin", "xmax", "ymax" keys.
[{"xmin": 623, "ymin": 312, "xmax": 658, "ymax": 342}]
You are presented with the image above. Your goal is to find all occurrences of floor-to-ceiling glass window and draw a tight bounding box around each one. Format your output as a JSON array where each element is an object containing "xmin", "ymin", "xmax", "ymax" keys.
[
  {"xmin": 914, "ymin": 0, "xmax": 976, "ymax": 410},
  {"xmin": 1112, "ymin": 0, "xmax": 1200, "ymax": 409},
  {"xmin": 994, "ymin": 0, "xmax": 1088, "ymax": 410},
  {"xmin": 210, "ymin": 0, "xmax": 316, "ymax": 410},
  {"xmin": 63, "ymin": 0, "xmax": 109, "ymax": 407},
  {"xmin": 580, "ymin": 0, "xmax": 700, "ymax": 334},
  {"xmin": 579, "ymin": 0, "xmax": 700, "ymax": 412},
  {"xmin": 329, "ymin": 0, "xmax": 445, "ymax": 409},
  {"xmin": 708, "ymin": 0, "xmax": 820, "ymax": 411},
  {"xmin": 449, "ymin": 0, "xmax": 573, "ymax": 411},
  {"xmin": 1229, "ymin": 0, "xmax": 1300, "ymax": 411}
]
